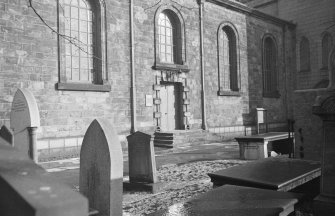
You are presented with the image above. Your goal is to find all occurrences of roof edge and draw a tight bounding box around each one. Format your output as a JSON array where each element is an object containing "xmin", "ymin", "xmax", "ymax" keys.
[{"xmin": 206, "ymin": 0, "xmax": 296, "ymax": 28}]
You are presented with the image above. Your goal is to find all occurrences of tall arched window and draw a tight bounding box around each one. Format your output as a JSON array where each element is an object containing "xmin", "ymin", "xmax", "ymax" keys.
[
  {"xmin": 322, "ymin": 33, "xmax": 333, "ymax": 69},
  {"xmin": 263, "ymin": 36, "xmax": 278, "ymax": 97},
  {"xmin": 57, "ymin": 0, "xmax": 109, "ymax": 91},
  {"xmin": 158, "ymin": 12, "xmax": 174, "ymax": 63},
  {"xmin": 218, "ymin": 25, "xmax": 239, "ymax": 94},
  {"xmin": 300, "ymin": 37, "xmax": 310, "ymax": 72},
  {"xmin": 154, "ymin": 8, "xmax": 186, "ymax": 69},
  {"xmin": 63, "ymin": 0, "xmax": 94, "ymax": 82}
]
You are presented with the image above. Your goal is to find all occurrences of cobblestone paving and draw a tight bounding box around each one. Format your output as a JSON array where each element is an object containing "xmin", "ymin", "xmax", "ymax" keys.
[
  {"xmin": 123, "ymin": 160, "xmax": 248, "ymax": 215},
  {"xmin": 122, "ymin": 159, "xmax": 314, "ymax": 216}
]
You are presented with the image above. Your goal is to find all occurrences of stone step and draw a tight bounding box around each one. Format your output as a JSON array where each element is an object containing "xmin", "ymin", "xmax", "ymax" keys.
[{"xmin": 153, "ymin": 130, "xmax": 224, "ymax": 148}]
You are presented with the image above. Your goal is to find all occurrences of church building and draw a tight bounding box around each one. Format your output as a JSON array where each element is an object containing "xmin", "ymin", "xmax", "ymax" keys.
[{"xmin": 0, "ymin": 0, "xmax": 334, "ymax": 161}]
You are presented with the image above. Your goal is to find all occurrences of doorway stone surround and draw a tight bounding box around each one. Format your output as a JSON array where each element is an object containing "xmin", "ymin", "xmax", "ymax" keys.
[{"xmin": 153, "ymin": 70, "xmax": 190, "ymax": 131}]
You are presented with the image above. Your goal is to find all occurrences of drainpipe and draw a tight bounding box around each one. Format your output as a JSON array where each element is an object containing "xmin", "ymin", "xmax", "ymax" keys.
[
  {"xmin": 282, "ymin": 25, "xmax": 289, "ymax": 120},
  {"xmin": 130, "ymin": 0, "xmax": 136, "ymax": 133},
  {"xmin": 198, "ymin": 0, "xmax": 207, "ymax": 130}
]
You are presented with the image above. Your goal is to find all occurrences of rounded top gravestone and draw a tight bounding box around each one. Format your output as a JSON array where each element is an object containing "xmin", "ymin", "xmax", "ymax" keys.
[{"xmin": 10, "ymin": 89, "xmax": 40, "ymax": 133}]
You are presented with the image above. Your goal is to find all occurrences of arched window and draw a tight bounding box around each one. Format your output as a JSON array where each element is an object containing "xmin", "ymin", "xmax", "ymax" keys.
[
  {"xmin": 263, "ymin": 36, "xmax": 278, "ymax": 97},
  {"xmin": 322, "ymin": 33, "xmax": 333, "ymax": 69},
  {"xmin": 63, "ymin": 0, "xmax": 94, "ymax": 82},
  {"xmin": 300, "ymin": 37, "xmax": 310, "ymax": 72},
  {"xmin": 158, "ymin": 12, "xmax": 174, "ymax": 63},
  {"xmin": 57, "ymin": 0, "xmax": 109, "ymax": 91},
  {"xmin": 218, "ymin": 25, "xmax": 239, "ymax": 94},
  {"xmin": 154, "ymin": 8, "xmax": 186, "ymax": 69}
]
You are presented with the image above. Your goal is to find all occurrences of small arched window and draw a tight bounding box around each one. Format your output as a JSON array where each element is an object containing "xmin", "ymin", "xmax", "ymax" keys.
[
  {"xmin": 322, "ymin": 33, "xmax": 333, "ymax": 69},
  {"xmin": 218, "ymin": 25, "xmax": 238, "ymax": 93},
  {"xmin": 263, "ymin": 36, "xmax": 278, "ymax": 97},
  {"xmin": 300, "ymin": 37, "xmax": 310, "ymax": 72}
]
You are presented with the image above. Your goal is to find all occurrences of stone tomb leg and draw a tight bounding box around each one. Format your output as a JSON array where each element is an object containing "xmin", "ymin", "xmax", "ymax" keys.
[
  {"xmin": 79, "ymin": 119, "xmax": 123, "ymax": 216},
  {"xmin": 10, "ymin": 89, "xmax": 40, "ymax": 163}
]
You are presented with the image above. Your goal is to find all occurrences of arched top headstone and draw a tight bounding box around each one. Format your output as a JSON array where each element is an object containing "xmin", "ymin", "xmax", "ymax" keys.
[
  {"xmin": 10, "ymin": 89, "xmax": 40, "ymax": 133},
  {"xmin": 328, "ymin": 46, "xmax": 335, "ymax": 89},
  {"xmin": 80, "ymin": 119, "xmax": 123, "ymax": 216},
  {"xmin": 127, "ymin": 131, "xmax": 157, "ymax": 184}
]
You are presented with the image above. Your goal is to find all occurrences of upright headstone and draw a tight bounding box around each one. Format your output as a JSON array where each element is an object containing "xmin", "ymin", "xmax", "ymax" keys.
[
  {"xmin": 80, "ymin": 119, "xmax": 123, "ymax": 216},
  {"xmin": 0, "ymin": 125, "xmax": 14, "ymax": 145},
  {"xmin": 127, "ymin": 131, "xmax": 158, "ymax": 183},
  {"xmin": 256, "ymin": 108, "xmax": 267, "ymax": 134},
  {"xmin": 10, "ymin": 89, "xmax": 40, "ymax": 163},
  {"xmin": 313, "ymin": 93, "xmax": 335, "ymax": 216}
]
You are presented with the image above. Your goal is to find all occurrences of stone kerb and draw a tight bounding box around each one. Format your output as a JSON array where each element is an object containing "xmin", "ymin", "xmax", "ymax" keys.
[
  {"xmin": 79, "ymin": 119, "xmax": 123, "ymax": 216},
  {"xmin": 0, "ymin": 125, "xmax": 13, "ymax": 145},
  {"xmin": 10, "ymin": 89, "xmax": 40, "ymax": 163},
  {"xmin": 0, "ymin": 143, "xmax": 88, "ymax": 216},
  {"xmin": 127, "ymin": 131, "xmax": 158, "ymax": 184}
]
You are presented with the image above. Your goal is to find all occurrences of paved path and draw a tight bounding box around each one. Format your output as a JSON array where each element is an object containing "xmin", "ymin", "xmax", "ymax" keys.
[{"xmin": 39, "ymin": 141, "xmax": 240, "ymax": 187}]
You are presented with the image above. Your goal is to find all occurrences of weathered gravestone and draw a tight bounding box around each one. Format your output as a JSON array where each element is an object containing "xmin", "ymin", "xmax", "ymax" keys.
[
  {"xmin": 80, "ymin": 119, "xmax": 123, "ymax": 216},
  {"xmin": 127, "ymin": 131, "xmax": 158, "ymax": 183},
  {"xmin": 313, "ymin": 92, "xmax": 335, "ymax": 216},
  {"xmin": 124, "ymin": 131, "xmax": 164, "ymax": 192},
  {"xmin": 0, "ymin": 125, "xmax": 13, "ymax": 145},
  {"xmin": 256, "ymin": 108, "xmax": 267, "ymax": 134},
  {"xmin": 10, "ymin": 89, "xmax": 40, "ymax": 163}
]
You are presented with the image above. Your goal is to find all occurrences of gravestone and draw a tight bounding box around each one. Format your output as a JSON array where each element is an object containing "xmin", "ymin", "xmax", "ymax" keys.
[
  {"xmin": 256, "ymin": 108, "xmax": 267, "ymax": 134},
  {"xmin": 127, "ymin": 131, "xmax": 158, "ymax": 183},
  {"xmin": 0, "ymin": 125, "xmax": 13, "ymax": 145},
  {"xmin": 79, "ymin": 119, "xmax": 123, "ymax": 216},
  {"xmin": 313, "ymin": 93, "xmax": 335, "ymax": 215},
  {"xmin": 10, "ymin": 89, "xmax": 40, "ymax": 163}
]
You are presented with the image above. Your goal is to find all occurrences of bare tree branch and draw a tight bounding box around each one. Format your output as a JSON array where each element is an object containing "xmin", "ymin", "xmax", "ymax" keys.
[
  {"xmin": 144, "ymin": 0, "xmax": 162, "ymax": 11},
  {"xmin": 171, "ymin": 0, "xmax": 197, "ymax": 11},
  {"xmin": 27, "ymin": 0, "xmax": 101, "ymax": 60}
]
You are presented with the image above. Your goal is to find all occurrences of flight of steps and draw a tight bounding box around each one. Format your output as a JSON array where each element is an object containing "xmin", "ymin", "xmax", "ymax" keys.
[{"xmin": 153, "ymin": 130, "xmax": 224, "ymax": 148}]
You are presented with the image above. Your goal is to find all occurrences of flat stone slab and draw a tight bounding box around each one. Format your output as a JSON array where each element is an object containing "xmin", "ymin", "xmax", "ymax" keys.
[
  {"xmin": 0, "ymin": 143, "xmax": 88, "ymax": 216},
  {"xmin": 235, "ymin": 132, "xmax": 291, "ymax": 142},
  {"xmin": 235, "ymin": 132, "xmax": 294, "ymax": 160},
  {"xmin": 208, "ymin": 157, "xmax": 321, "ymax": 191},
  {"xmin": 148, "ymin": 185, "xmax": 302, "ymax": 216}
]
